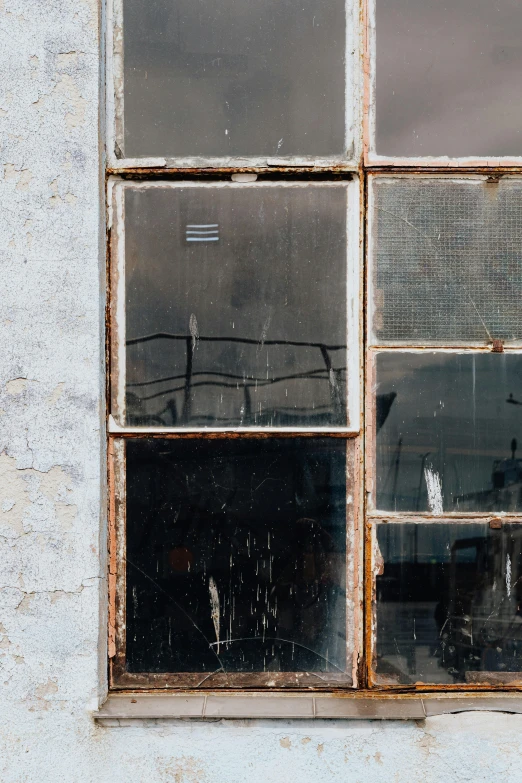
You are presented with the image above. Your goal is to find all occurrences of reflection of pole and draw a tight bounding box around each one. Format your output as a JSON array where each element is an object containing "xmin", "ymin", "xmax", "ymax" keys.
[
  {"xmin": 416, "ymin": 453, "xmax": 431, "ymax": 512},
  {"xmin": 320, "ymin": 345, "xmax": 343, "ymax": 420},
  {"xmin": 243, "ymin": 386, "xmax": 252, "ymax": 424},
  {"xmin": 392, "ymin": 437, "xmax": 402, "ymax": 507},
  {"xmin": 182, "ymin": 336, "xmax": 193, "ymax": 423}
]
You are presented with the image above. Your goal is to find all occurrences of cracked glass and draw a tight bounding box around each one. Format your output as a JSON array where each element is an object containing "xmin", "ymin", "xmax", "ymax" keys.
[
  {"xmin": 122, "ymin": 0, "xmax": 346, "ymax": 158},
  {"xmin": 124, "ymin": 184, "xmax": 350, "ymax": 429},
  {"xmin": 374, "ymin": 522, "xmax": 522, "ymax": 685},
  {"xmin": 371, "ymin": 178, "xmax": 522, "ymax": 345},
  {"xmin": 124, "ymin": 437, "xmax": 353, "ymax": 683}
]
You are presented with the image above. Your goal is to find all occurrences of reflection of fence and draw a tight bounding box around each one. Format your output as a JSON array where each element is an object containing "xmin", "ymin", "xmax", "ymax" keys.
[{"xmin": 126, "ymin": 332, "xmax": 347, "ymax": 425}]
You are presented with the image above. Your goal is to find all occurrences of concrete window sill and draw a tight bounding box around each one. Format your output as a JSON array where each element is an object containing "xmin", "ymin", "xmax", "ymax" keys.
[{"xmin": 95, "ymin": 692, "xmax": 522, "ymax": 722}]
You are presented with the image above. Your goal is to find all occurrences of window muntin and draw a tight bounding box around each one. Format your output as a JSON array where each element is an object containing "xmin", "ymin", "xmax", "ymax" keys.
[
  {"xmin": 367, "ymin": 0, "xmax": 522, "ymax": 164},
  {"xmin": 109, "ymin": 179, "xmax": 361, "ymax": 433},
  {"xmin": 371, "ymin": 520, "xmax": 522, "ymax": 686}
]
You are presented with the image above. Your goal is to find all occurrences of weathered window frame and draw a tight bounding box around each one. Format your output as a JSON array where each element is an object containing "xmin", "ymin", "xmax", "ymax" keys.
[
  {"xmin": 364, "ymin": 171, "xmax": 522, "ymax": 693},
  {"xmin": 107, "ymin": 176, "xmax": 365, "ymax": 690},
  {"xmin": 102, "ymin": 0, "xmax": 522, "ymax": 715}
]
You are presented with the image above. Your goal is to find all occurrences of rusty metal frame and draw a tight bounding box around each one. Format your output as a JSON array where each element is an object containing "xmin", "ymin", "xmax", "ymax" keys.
[
  {"xmin": 365, "ymin": 518, "xmax": 522, "ymax": 691},
  {"xmin": 108, "ymin": 434, "xmax": 363, "ymax": 690},
  {"xmin": 106, "ymin": 173, "xmax": 365, "ymax": 691},
  {"xmin": 105, "ymin": 0, "xmax": 522, "ymax": 700},
  {"xmin": 362, "ymin": 171, "xmax": 522, "ymax": 693}
]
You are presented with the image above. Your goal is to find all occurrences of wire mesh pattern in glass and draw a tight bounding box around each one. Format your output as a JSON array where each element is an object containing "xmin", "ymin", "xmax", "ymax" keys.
[{"xmin": 371, "ymin": 178, "xmax": 522, "ymax": 344}]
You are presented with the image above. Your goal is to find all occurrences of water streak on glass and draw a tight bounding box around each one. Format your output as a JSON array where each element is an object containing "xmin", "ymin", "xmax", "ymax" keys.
[
  {"xmin": 371, "ymin": 179, "xmax": 522, "ymax": 344},
  {"xmin": 375, "ymin": 352, "xmax": 522, "ymax": 513},
  {"xmin": 125, "ymin": 186, "xmax": 348, "ymax": 428},
  {"xmin": 375, "ymin": 522, "xmax": 522, "ymax": 685},
  {"xmin": 122, "ymin": 0, "xmax": 345, "ymax": 158},
  {"xmin": 375, "ymin": 0, "xmax": 522, "ymax": 157},
  {"xmin": 125, "ymin": 438, "xmax": 350, "ymax": 678}
]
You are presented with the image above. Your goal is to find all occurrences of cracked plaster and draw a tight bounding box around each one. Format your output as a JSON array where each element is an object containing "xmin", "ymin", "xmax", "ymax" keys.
[{"xmin": 1, "ymin": 0, "xmax": 522, "ymax": 781}]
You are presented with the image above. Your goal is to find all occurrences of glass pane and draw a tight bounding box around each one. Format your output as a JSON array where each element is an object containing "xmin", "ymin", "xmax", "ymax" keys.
[
  {"xmin": 122, "ymin": 0, "xmax": 345, "ymax": 158},
  {"xmin": 371, "ymin": 178, "xmax": 522, "ymax": 345},
  {"xmin": 375, "ymin": 0, "xmax": 522, "ymax": 158},
  {"xmin": 124, "ymin": 185, "xmax": 349, "ymax": 428},
  {"xmin": 375, "ymin": 522, "xmax": 522, "ymax": 685},
  {"xmin": 125, "ymin": 437, "xmax": 351, "ymax": 681},
  {"xmin": 375, "ymin": 352, "xmax": 522, "ymax": 512}
]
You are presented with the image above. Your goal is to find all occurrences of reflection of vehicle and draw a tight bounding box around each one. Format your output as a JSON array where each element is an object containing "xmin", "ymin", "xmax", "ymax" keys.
[{"xmin": 436, "ymin": 528, "xmax": 522, "ymax": 682}]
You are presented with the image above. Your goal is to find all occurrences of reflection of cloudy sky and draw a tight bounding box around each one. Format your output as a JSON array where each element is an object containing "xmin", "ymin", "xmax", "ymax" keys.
[
  {"xmin": 123, "ymin": 0, "xmax": 345, "ymax": 157},
  {"xmin": 376, "ymin": 0, "xmax": 522, "ymax": 157},
  {"xmin": 376, "ymin": 352, "xmax": 522, "ymax": 510}
]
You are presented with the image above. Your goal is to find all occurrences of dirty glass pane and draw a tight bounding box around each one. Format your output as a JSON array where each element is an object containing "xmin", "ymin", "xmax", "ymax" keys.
[
  {"xmin": 371, "ymin": 179, "xmax": 522, "ymax": 345},
  {"xmin": 122, "ymin": 0, "xmax": 345, "ymax": 158},
  {"xmin": 375, "ymin": 352, "xmax": 522, "ymax": 513},
  {"xmin": 124, "ymin": 185, "xmax": 349, "ymax": 428},
  {"xmin": 375, "ymin": 0, "xmax": 522, "ymax": 158},
  {"xmin": 375, "ymin": 522, "xmax": 522, "ymax": 685},
  {"xmin": 125, "ymin": 437, "xmax": 350, "ymax": 679}
]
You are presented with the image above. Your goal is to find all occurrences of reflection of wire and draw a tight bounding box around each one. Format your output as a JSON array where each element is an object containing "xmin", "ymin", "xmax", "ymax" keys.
[
  {"xmin": 127, "ymin": 332, "xmax": 346, "ymax": 351},
  {"xmin": 127, "ymin": 405, "xmax": 337, "ymax": 428},
  {"xmin": 127, "ymin": 332, "xmax": 347, "ymax": 425},
  {"xmin": 129, "ymin": 371, "xmax": 347, "ymax": 403},
  {"xmin": 127, "ymin": 367, "xmax": 347, "ymax": 388}
]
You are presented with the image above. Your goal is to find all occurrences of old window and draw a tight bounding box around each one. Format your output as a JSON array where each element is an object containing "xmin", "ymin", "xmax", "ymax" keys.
[
  {"xmin": 107, "ymin": 0, "xmax": 522, "ymax": 698},
  {"xmin": 108, "ymin": 179, "xmax": 361, "ymax": 688},
  {"xmin": 367, "ymin": 174, "xmax": 522, "ymax": 687}
]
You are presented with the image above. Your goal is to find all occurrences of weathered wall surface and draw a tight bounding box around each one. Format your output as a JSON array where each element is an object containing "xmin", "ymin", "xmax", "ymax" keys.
[{"xmin": 1, "ymin": 1, "xmax": 522, "ymax": 781}]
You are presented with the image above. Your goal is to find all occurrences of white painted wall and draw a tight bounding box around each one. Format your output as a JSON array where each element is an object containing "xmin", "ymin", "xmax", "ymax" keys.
[{"xmin": 1, "ymin": 2, "xmax": 522, "ymax": 781}]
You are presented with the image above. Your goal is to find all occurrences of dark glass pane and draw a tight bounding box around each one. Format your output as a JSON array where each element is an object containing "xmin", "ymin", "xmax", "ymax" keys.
[
  {"xmin": 122, "ymin": 0, "xmax": 345, "ymax": 158},
  {"xmin": 375, "ymin": 0, "xmax": 522, "ymax": 157},
  {"xmin": 375, "ymin": 352, "xmax": 522, "ymax": 512},
  {"xmin": 371, "ymin": 178, "xmax": 522, "ymax": 344},
  {"xmin": 125, "ymin": 185, "xmax": 348, "ymax": 428},
  {"xmin": 125, "ymin": 438, "xmax": 350, "ymax": 679},
  {"xmin": 375, "ymin": 522, "xmax": 522, "ymax": 685}
]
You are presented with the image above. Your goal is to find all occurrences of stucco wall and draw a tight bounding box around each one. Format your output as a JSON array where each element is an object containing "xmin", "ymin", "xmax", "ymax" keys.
[{"xmin": 1, "ymin": 1, "xmax": 522, "ymax": 781}]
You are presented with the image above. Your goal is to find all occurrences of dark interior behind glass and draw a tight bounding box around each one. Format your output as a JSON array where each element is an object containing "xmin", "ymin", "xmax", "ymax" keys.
[{"xmin": 125, "ymin": 437, "xmax": 349, "ymax": 677}]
